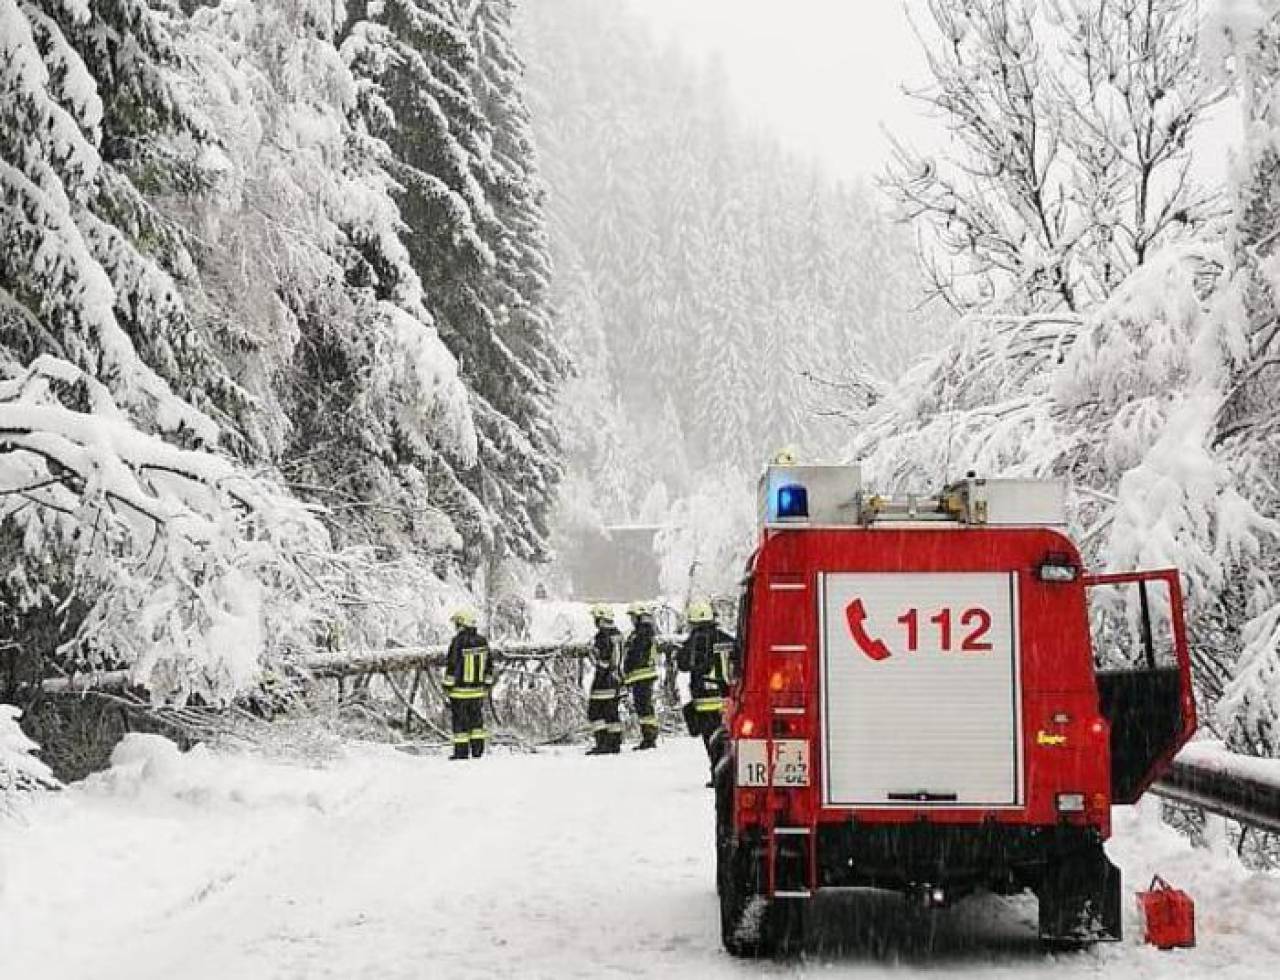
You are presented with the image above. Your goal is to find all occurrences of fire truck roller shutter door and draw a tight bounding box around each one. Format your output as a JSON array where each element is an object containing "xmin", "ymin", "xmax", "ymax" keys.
[{"xmin": 819, "ymin": 571, "xmax": 1024, "ymax": 809}]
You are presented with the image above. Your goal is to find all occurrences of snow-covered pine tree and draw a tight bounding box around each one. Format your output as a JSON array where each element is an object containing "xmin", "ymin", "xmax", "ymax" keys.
[
  {"xmin": 464, "ymin": 0, "xmax": 568, "ymax": 566},
  {"xmin": 35, "ymin": 0, "xmax": 257, "ymax": 449},
  {"xmin": 346, "ymin": 0, "xmax": 566, "ymax": 573},
  {"xmin": 1, "ymin": 0, "xmax": 215, "ymax": 442},
  {"xmin": 0, "ymin": 0, "xmax": 334, "ymax": 701},
  {"xmin": 181, "ymin": 0, "xmax": 478, "ymax": 572}
]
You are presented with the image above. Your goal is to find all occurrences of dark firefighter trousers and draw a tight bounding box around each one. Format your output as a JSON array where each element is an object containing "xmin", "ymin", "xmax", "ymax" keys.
[
  {"xmin": 628, "ymin": 679, "xmax": 658, "ymax": 743},
  {"xmin": 684, "ymin": 697, "xmax": 723, "ymax": 773},
  {"xmin": 449, "ymin": 694, "xmax": 487, "ymax": 757},
  {"xmin": 587, "ymin": 689, "xmax": 621, "ymax": 740}
]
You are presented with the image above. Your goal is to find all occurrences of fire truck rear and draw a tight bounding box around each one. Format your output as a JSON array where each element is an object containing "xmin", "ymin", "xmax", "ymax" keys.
[{"xmin": 715, "ymin": 464, "xmax": 1196, "ymax": 956}]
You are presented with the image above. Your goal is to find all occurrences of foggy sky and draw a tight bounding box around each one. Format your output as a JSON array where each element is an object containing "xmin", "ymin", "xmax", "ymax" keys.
[{"xmin": 630, "ymin": 0, "xmax": 939, "ymax": 180}]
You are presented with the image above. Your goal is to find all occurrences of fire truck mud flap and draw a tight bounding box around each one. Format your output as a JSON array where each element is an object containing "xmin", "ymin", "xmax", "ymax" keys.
[{"xmin": 1036, "ymin": 842, "xmax": 1122, "ymax": 945}]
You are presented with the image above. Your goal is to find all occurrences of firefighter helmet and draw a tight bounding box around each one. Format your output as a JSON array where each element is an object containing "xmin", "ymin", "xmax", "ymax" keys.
[
  {"xmin": 450, "ymin": 608, "xmax": 477, "ymax": 629},
  {"xmin": 686, "ymin": 599, "xmax": 714, "ymax": 624},
  {"xmin": 627, "ymin": 600, "xmax": 651, "ymax": 618},
  {"xmin": 589, "ymin": 602, "xmax": 614, "ymax": 624}
]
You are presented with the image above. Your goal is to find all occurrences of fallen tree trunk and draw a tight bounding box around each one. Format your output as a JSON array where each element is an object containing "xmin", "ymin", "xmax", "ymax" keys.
[
  {"xmin": 37, "ymin": 638, "xmax": 683, "ymax": 693},
  {"xmin": 40, "ymin": 670, "xmax": 134, "ymax": 695}
]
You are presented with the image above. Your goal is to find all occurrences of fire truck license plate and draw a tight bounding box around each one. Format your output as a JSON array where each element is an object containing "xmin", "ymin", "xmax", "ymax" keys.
[{"xmin": 736, "ymin": 739, "xmax": 810, "ymax": 787}]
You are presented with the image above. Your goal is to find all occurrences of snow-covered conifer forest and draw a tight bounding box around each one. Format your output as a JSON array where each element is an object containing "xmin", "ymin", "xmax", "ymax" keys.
[
  {"xmin": 1, "ymin": 0, "xmax": 563, "ymax": 709},
  {"xmin": 4, "ymin": 0, "xmax": 1280, "ymax": 974}
]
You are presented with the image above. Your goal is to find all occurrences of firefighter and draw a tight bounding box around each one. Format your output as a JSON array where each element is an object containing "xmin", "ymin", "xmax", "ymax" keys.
[
  {"xmin": 442, "ymin": 608, "xmax": 495, "ymax": 760},
  {"xmin": 623, "ymin": 601, "xmax": 660, "ymax": 750},
  {"xmin": 678, "ymin": 599, "xmax": 734, "ymax": 779},
  {"xmin": 586, "ymin": 603, "xmax": 624, "ymax": 755}
]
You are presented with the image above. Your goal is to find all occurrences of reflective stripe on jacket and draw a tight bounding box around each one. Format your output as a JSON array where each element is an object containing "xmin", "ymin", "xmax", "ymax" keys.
[
  {"xmin": 443, "ymin": 627, "xmax": 494, "ymax": 699},
  {"xmin": 680, "ymin": 623, "xmax": 735, "ymax": 702},
  {"xmin": 623, "ymin": 620, "xmax": 659, "ymax": 685}
]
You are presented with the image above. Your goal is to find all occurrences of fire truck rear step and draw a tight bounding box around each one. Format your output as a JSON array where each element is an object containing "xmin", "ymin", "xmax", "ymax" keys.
[{"xmin": 768, "ymin": 826, "xmax": 817, "ymax": 898}]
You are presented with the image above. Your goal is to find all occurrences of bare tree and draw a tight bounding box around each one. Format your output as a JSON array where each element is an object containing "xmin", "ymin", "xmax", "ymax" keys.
[
  {"xmin": 885, "ymin": 0, "xmax": 1223, "ymax": 314},
  {"xmin": 1052, "ymin": 0, "xmax": 1225, "ymax": 286}
]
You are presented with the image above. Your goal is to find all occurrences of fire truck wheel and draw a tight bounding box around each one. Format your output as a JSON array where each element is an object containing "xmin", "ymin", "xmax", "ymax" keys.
[{"xmin": 718, "ymin": 839, "xmax": 809, "ymax": 958}]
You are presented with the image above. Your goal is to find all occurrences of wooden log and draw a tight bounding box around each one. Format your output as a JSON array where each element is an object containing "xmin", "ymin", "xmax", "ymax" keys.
[
  {"xmin": 39, "ymin": 670, "xmax": 134, "ymax": 695},
  {"xmin": 38, "ymin": 639, "xmax": 683, "ymax": 694}
]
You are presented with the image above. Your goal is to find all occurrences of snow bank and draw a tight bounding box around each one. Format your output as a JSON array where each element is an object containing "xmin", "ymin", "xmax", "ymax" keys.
[
  {"xmin": 1107, "ymin": 799, "xmax": 1280, "ymax": 969},
  {"xmin": 84, "ymin": 734, "xmax": 352, "ymax": 813},
  {"xmin": 0, "ymin": 704, "xmax": 58, "ymax": 814},
  {"xmin": 0, "ymin": 734, "xmax": 412, "ymax": 979}
]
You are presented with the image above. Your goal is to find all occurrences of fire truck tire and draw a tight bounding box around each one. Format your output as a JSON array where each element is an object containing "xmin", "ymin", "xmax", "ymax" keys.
[
  {"xmin": 718, "ymin": 839, "xmax": 808, "ymax": 958},
  {"xmin": 1036, "ymin": 842, "xmax": 1122, "ymax": 946}
]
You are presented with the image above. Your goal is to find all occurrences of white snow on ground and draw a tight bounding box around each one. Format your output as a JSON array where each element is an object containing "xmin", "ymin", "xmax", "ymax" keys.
[{"xmin": 2, "ymin": 734, "xmax": 1279, "ymax": 979}]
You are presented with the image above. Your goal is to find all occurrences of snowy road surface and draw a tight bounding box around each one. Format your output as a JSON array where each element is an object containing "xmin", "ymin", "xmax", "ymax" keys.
[{"xmin": 3, "ymin": 735, "xmax": 1280, "ymax": 979}]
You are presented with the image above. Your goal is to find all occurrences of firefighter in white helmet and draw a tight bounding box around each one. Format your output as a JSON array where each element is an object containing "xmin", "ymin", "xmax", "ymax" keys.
[
  {"xmin": 443, "ymin": 608, "xmax": 494, "ymax": 760},
  {"xmin": 586, "ymin": 603, "xmax": 624, "ymax": 754},
  {"xmin": 623, "ymin": 601, "xmax": 660, "ymax": 750},
  {"xmin": 678, "ymin": 599, "xmax": 735, "ymax": 780}
]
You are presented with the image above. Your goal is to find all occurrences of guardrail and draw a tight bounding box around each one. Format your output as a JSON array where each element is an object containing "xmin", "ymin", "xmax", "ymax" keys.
[{"xmin": 1151, "ymin": 752, "xmax": 1280, "ymax": 835}]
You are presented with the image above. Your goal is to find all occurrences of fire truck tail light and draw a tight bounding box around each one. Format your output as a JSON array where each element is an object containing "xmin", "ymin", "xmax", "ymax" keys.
[
  {"xmin": 736, "ymin": 715, "xmax": 758, "ymax": 738},
  {"xmin": 1056, "ymin": 792, "xmax": 1086, "ymax": 813},
  {"xmin": 768, "ymin": 664, "xmax": 805, "ymax": 693}
]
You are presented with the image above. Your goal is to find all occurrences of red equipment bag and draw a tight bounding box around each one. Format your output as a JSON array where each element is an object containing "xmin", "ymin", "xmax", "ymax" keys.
[{"xmin": 1136, "ymin": 875, "xmax": 1195, "ymax": 950}]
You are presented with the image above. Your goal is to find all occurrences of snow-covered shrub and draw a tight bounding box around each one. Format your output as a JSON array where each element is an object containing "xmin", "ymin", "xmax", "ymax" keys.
[
  {"xmin": 1, "ymin": 705, "xmax": 57, "ymax": 813},
  {"xmin": 0, "ymin": 355, "xmax": 330, "ymax": 703}
]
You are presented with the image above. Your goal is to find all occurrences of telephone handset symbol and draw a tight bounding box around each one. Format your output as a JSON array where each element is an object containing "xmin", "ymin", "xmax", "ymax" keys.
[{"xmin": 845, "ymin": 598, "xmax": 891, "ymax": 661}]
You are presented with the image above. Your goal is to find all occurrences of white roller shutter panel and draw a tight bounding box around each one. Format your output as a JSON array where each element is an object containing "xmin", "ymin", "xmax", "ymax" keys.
[{"xmin": 819, "ymin": 572, "xmax": 1023, "ymax": 809}]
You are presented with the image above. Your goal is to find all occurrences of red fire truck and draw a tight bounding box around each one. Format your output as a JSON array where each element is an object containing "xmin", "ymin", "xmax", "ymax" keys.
[{"xmin": 715, "ymin": 464, "xmax": 1196, "ymax": 956}]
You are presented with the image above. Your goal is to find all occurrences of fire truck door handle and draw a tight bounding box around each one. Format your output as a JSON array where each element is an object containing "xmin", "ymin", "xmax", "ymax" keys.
[{"xmin": 887, "ymin": 791, "xmax": 959, "ymax": 802}]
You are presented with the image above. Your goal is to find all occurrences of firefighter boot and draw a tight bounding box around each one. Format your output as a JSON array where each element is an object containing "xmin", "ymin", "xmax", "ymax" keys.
[
  {"xmin": 450, "ymin": 744, "xmax": 469, "ymax": 761},
  {"xmin": 605, "ymin": 730, "xmax": 623, "ymax": 754},
  {"xmin": 470, "ymin": 736, "xmax": 486, "ymax": 759},
  {"xmin": 633, "ymin": 725, "xmax": 658, "ymax": 751},
  {"xmin": 585, "ymin": 730, "xmax": 606, "ymax": 755}
]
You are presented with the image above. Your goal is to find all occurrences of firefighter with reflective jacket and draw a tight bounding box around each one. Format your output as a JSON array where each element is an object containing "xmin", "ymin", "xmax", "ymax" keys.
[
  {"xmin": 442, "ymin": 609, "xmax": 495, "ymax": 760},
  {"xmin": 623, "ymin": 601, "xmax": 660, "ymax": 750},
  {"xmin": 587, "ymin": 604, "xmax": 624, "ymax": 755},
  {"xmin": 678, "ymin": 599, "xmax": 734, "ymax": 775}
]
